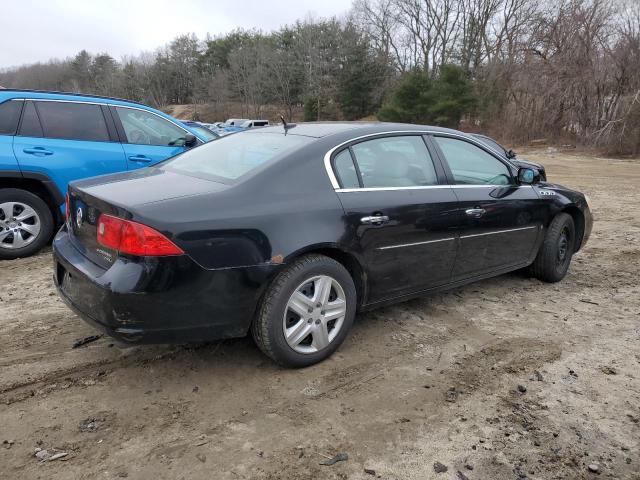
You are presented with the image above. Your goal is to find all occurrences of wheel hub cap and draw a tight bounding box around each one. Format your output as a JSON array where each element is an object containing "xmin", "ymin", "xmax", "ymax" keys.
[
  {"xmin": 557, "ymin": 227, "xmax": 570, "ymax": 264},
  {"xmin": 283, "ymin": 275, "xmax": 347, "ymax": 354},
  {"xmin": 0, "ymin": 202, "xmax": 41, "ymax": 250}
]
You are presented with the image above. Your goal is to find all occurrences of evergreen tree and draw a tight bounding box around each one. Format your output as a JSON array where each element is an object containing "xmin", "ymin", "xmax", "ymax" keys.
[{"xmin": 378, "ymin": 65, "xmax": 476, "ymax": 128}]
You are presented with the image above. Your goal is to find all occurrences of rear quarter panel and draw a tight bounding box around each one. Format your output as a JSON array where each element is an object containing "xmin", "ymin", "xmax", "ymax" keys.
[
  {"xmin": 131, "ymin": 136, "xmax": 350, "ymax": 271},
  {"xmin": 0, "ymin": 135, "xmax": 18, "ymax": 172}
]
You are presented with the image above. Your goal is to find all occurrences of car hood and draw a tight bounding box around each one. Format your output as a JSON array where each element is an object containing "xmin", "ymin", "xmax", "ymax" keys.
[{"xmin": 71, "ymin": 167, "xmax": 228, "ymax": 208}]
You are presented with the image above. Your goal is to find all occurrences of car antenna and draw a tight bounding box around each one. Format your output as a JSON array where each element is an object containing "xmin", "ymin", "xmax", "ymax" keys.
[{"xmin": 280, "ymin": 114, "xmax": 296, "ymax": 134}]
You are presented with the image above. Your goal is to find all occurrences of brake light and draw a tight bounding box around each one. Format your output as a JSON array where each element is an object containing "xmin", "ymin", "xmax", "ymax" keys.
[
  {"xmin": 96, "ymin": 214, "xmax": 184, "ymax": 256},
  {"xmin": 65, "ymin": 194, "xmax": 70, "ymax": 221}
]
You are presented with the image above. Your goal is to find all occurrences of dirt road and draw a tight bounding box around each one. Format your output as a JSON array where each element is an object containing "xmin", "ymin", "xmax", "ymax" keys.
[{"xmin": 1, "ymin": 150, "xmax": 639, "ymax": 480}]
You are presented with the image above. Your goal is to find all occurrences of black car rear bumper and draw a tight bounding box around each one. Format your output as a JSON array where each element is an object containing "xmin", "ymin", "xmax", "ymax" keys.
[{"xmin": 52, "ymin": 227, "xmax": 278, "ymax": 344}]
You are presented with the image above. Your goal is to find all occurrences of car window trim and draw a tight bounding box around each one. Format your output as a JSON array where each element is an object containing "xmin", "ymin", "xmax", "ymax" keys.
[
  {"xmin": 329, "ymin": 132, "xmax": 446, "ymax": 190},
  {"xmin": 335, "ymin": 184, "xmax": 531, "ymax": 193},
  {"xmin": 110, "ymin": 104, "xmax": 192, "ymax": 145},
  {"xmin": 100, "ymin": 105, "xmax": 120, "ymax": 142},
  {"xmin": 325, "ymin": 130, "xmax": 515, "ymax": 190},
  {"xmin": 429, "ymin": 133, "xmax": 516, "ymax": 186}
]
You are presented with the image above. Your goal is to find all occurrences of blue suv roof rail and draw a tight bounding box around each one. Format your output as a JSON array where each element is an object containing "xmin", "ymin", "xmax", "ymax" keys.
[{"xmin": 0, "ymin": 89, "xmax": 148, "ymax": 107}]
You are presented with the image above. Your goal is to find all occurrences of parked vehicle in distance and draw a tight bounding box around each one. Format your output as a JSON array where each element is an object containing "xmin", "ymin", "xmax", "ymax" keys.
[
  {"xmin": 223, "ymin": 118, "xmax": 249, "ymax": 127},
  {"xmin": 239, "ymin": 119, "xmax": 270, "ymax": 128},
  {"xmin": 0, "ymin": 90, "xmax": 209, "ymax": 259},
  {"xmin": 472, "ymin": 133, "xmax": 547, "ymax": 181},
  {"xmin": 53, "ymin": 122, "xmax": 592, "ymax": 367}
]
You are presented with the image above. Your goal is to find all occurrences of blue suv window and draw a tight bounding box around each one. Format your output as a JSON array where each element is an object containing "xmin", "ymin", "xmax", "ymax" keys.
[
  {"xmin": 115, "ymin": 107, "xmax": 188, "ymax": 146},
  {"xmin": 18, "ymin": 101, "xmax": 44, "ymax": 137},
  {"xmin": 0, "ymin": 100, "xmax": 23, "ymax": 135},
  {"xmin": 34, "ymin": 101, "xmax": 110, "ymax": 142}
]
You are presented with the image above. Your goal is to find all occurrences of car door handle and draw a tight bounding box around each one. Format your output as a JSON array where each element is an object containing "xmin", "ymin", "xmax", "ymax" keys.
[
  {"xmin": 128, "ymin": 155, "xmax": 152, "ymax": 163},
  {"xmin": 23, "ymin": 147, "xmax": 53, "ymax": 156},
  {"xmin": 465, "ymin": 208, "xmax": 486, "ymax": 218},
  {"xmin": 361, "ymin": 215, "xmax": 389, "ymax": 225}
]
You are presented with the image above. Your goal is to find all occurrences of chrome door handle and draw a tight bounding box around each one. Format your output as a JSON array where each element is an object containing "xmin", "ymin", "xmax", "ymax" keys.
[
  {"xmin": 361, "ymin": 215, "xmax": 389, "ymax": 225},
  {"xmin": 465, "ymin": 208, "xmax": 486, "ymax": 218}
]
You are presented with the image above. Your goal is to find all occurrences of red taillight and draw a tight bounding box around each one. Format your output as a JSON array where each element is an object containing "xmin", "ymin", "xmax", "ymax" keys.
[
  {"xmin": 96, "ymin": 214, "xmax": 184, "ymax": 256},
  {"xmin": 65, "ymin": 194, "xmax": 70, "ymax": 220}
]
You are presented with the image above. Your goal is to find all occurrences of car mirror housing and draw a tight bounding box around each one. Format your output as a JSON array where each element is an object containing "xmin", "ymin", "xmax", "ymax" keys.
[
  {"xmin": 184, "ymin": 134, "xmax": 197, "ymax": 147},
  {"xmin": 518, "ymin": 167, "xmax": 536, "ymax": 184}
]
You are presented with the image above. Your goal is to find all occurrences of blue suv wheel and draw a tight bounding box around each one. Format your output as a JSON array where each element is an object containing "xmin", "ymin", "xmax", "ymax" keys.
[
  {"xmin": 0, "ymin": 188, "xmax": 53, "ymax": 259},
  {"xmin": 0, "ymin": 89, "xmax": 210, "ymax": 258}
]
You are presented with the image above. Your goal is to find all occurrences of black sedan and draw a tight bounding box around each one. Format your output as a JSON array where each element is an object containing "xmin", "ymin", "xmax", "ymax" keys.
[{"xmin": 53, "ymin": 122, "xmax": 592, "ymax": 367}]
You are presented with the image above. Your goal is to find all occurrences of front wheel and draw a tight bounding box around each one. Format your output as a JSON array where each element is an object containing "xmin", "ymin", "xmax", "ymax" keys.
[
  {"xmin": 252, "ymin": 254, "xmax": 357, "ymax": 368},
  {"xmin": 530, "ymin": 213, "xmax": 575, "ymax": 283},
  {"xmin": 0, "ymin": 189, "xmax": 54, "ymax": 260}
]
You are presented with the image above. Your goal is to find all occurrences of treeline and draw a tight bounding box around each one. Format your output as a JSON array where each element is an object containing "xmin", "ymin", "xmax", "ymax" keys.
[{"xmin": 1, "ymin": 0, "xmax": 639, "ymax": 154}]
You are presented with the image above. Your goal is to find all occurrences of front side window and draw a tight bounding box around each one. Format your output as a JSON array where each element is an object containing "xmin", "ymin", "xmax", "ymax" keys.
[
  {"xmin": 165, "ymin": 132, "xmax": 312, "ymax": 182},
  {"xmin": 0, "ymin": 100, "xmax": 23, "ymax": 135},
  {"xmin": 349, "ymin": 136, "xmax": 438, "ymax": 188},
  {"xmin": 115, "ymin": 107, "xmax": 188, "ymax": 147},
  {"xmin": 35, "ymin": 101, "xmax": 110, "ymax": 142},
  {"xmin": 434, "ymin": 136, "xmax": 512, "ymax": 185}
]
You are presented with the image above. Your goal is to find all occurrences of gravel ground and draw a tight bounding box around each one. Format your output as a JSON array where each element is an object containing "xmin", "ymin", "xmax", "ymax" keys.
[{"xmin": 0, "ymin": 149, "xmax": 639, "ymax": 480}]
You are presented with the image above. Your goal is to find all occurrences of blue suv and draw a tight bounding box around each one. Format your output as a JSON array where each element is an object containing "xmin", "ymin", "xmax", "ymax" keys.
[{"xmin": 0, "ymin": 90, "xmax": 208, "ymax": 259}]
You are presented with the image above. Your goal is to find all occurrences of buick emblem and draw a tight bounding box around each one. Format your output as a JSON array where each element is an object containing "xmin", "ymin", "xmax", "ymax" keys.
[{"xmin": 76, "ymin": 207, "xmax": 84, "ymax": 228}]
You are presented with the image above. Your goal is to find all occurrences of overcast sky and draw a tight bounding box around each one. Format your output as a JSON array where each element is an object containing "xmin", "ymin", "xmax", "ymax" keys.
[{"xmin": 0, "ymin": 0, "xmax": 350, "ymax": 69}]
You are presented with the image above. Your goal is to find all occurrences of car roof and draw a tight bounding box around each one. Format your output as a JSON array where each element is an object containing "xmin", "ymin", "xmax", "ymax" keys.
[
  {"xmin": 0, "ymin": 88, "xmax": 148, "ymax": 107},
  {"xmin": 0, "ymin": 89, "xmax": 209, "ymax": 142},
  {"xmin": 250, "ymin": 121, "xmax": 460, "ymax": 139}
]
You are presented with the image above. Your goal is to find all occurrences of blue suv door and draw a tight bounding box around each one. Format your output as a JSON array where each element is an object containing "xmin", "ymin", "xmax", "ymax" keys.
[
  {"xmin": 0, "ymin": 100, "xmax": 23, "ymax": 172},
  {"xmin": 12, "ymin": 100, "xmax": 127, "ymax": 210},
  {"xmin": 110, "ymin": 106, "xmax": 193, "ymax": 167}
]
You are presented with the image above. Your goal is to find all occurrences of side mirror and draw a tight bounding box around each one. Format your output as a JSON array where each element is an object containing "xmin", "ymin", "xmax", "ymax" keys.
[
  {"xmin": 518, "ymin": 167, "xmax": 536, "ymax": 184},
  {"xmin": 184, "ymin": 134, "xmax": 197, "ymax": 147}
]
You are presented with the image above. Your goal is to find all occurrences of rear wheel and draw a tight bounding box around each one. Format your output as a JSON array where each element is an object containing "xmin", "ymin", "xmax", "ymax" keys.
[
  {"xmin": 530, "ymin": 213, "xmax": 575, "ymax": 283},
  {"xmin": 252, "ymin": 254, "xmax": 356, "ymax": 367},
  {"xmin": 0, "ymin": 188, "xmax": 54, "ymax": 260}
]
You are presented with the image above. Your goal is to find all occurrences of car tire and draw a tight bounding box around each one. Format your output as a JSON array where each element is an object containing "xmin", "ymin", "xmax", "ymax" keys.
[
  {"xmin": 0, "ymin": 188, "xmax": 54, "ymax": 260},
  {"xmin": 252, "ymin": 254, "xmax": 357, "ymax": 368},
  {"xmin": 530, "ymin": 213, "xmax": 575, "ymax": 283}
]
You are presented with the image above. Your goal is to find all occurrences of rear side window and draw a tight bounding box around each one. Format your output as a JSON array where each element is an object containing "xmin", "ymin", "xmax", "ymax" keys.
[
  {"xmin": 18, "ymin": 102, "xmax": 44, "ymax": 137},
  {"xmin": 349, "ymin": 136, "xmax": 438, "ymax": 188},
  {"xmin": 115, "ymin": 107, "xmax": 188, "ymax": 146},
  {"xmin": 0, "ymin": 100, "xmax": 23, "ymax": 135},
  {"xmin": 35, "ymin": 101, "xmax": 110, "ymax": 142},
  {"xmin": 333, "ymin": 149, "xmax": 360, "ymax": 188},
  {"xmin": 166, "ymin": 132, "xmax": 312, "ymax": 182},
  {"xmin": 434, "ymin": 136, "xmax": 512, "ymax": 185}
]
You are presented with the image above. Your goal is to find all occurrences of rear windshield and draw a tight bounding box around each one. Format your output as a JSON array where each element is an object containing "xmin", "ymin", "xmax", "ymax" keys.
[{"xmin": 164, "ymin": 132, "xmax": 312, "ymax": 182}]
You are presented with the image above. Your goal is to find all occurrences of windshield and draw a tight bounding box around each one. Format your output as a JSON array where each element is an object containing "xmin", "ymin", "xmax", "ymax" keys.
[
  {"xmin": 165, "ymin": 132, "xmax": 313, "ymax": 182},
  {"xmin": 474, "ymin": 135, "xmax": 508, "ymax": 157},
  {"xmin": 189, "ymin": 126, "xmax": 218, "ymax": 142}
]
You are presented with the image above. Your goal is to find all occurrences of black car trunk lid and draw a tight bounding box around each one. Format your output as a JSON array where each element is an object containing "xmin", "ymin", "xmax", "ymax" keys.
[{"xmin": 67, "ymin": 187, "xmax": 124, "ymax": 269}]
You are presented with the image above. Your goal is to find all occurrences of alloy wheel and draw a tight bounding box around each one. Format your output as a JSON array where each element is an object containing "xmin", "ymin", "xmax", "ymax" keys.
[
  {"xmin": 0, "ymin": 201, "xmax": 42, "ymax": 250},
  {"xmin": 556, "ymin": 226, "xmax": 571, "ymax": 267},
  {"xmin": 282, "ymin": 275, "xmax": 347, "ymax": 354}
]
